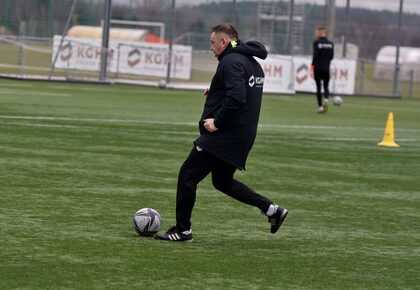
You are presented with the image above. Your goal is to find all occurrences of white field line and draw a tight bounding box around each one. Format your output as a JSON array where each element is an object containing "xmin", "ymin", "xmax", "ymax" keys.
[
  {"xmin": 334, "ymin": 103, "xmax": 420, "ymax": 113},
  {"xmin": 259, "ymin": 134, "xmax": 420, "ymax": 142},
  {"xmin": 0, "ymin": 115, "xmax": 196, "ymax": 126},
  {"xmin": 331, "ymin": 138, "xmax": 420, "ymax": 142},
  {"xmin": 0, "ymin": 115, "xmax": 419, "ymax": 133},
  {"xmin": 0, "ymin": 89, "xmax": 71, "ymax": 97},
  {"xmin": 0, "ymin": 121, "xmax": 197, "ymax": 136},
  {"xmin": 30, "ymin": 85, "xmax": 192, "ymax": 95},
  {"xmin": 259, "ymin": 124, "xmax": 420, "ymax": 132},
  {"xmin": 0, "ymin": 85, "xmax": 157, "ymax": 95},
  {"xmin": 1, "ymin": 119, "xmax": 420, "ymax": 142},
  {"xmin": 0, "ymin": 83, "xmax": 32, "ymax": 88},
  {"xmin": 0, "ymin": 121, "xmax": 85, "ymax": 129}
]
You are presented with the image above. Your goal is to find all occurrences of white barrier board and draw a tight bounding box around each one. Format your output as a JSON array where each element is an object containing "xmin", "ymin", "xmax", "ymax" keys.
[
  {"xmin": 293, "ymin": 56, "xmax": 356, "ymax": 95},
  {"xmin": 257, "ymin": 55, "xmax": 295, "ymax": 94},
  {"xmin": 52, "ymin": 36, "xmax": 192, "ymax": 79}
]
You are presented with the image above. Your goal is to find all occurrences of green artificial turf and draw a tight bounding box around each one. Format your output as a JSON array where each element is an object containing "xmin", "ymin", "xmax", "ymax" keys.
[{"xmin": 0, "ymin": 79, "xmax": 419, "ymax": 289}]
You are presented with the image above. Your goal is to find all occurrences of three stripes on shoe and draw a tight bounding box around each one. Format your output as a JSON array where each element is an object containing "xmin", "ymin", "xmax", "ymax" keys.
[{"xmin": 168, "ymin": 233, "xmax": 182, "ymax": 241}]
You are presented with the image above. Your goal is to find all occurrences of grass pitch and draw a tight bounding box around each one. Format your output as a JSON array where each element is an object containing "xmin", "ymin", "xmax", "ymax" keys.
[{"xmin": 0, "ymin": 79, "xmax": 419, "ymax": 289}]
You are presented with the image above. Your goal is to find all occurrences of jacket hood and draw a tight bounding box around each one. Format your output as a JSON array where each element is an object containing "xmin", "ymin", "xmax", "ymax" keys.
[{"xmin": 218, "ymin": 40, "xmax": 268, "ymax": 60}]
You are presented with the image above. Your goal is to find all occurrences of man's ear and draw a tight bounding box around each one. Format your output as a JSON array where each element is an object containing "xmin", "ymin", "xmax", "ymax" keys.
[{"xmin": 221, "ymin": 36, "xmax": 229, "ymax": 47}]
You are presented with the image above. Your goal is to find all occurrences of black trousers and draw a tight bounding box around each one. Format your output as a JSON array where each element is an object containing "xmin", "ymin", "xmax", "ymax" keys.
[
  {"xmin": 314, "ymin": 69, "xmax": 330, "ymax": 106},
  {"xmin": 176, "ymin": 147, "xmax": 272, "ymax": 231}
]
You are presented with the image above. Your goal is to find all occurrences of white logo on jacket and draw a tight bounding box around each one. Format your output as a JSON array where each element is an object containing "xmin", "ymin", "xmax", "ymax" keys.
[
  {"xmin": 249, "ymin": 75, "xmax": 264, "ymax": 87},
  {"xmin": 249, "ymin": 75, "xmax": 255, "ymax": 87},
  {"xmin": 318, "ymin": 43, "xmax": 333, "ymax": 49}
]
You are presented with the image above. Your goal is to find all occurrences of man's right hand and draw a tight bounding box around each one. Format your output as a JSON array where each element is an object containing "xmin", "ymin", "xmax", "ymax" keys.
[{"xmin": 203, "ymin": 118, "xmax": 218, "ymax": 133}]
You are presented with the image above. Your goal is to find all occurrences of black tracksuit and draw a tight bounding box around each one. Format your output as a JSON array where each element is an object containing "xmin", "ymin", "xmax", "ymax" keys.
[
  {"xmin": 312, "ymin": 36, "xmax": 334, "ymax": 106},
  {"xmin": 176, "ymin": 40, "xmax": 273, "ymax": 231}
]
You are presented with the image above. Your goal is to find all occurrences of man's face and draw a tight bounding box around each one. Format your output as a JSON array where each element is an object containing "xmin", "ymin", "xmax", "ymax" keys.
[
  {"xmin": 210, "ymin": 32, "xmax": 229, "ymax": 57},
  {"xmin": 315, "ymin": 29, "xmax": 326, "ymax": 38}
]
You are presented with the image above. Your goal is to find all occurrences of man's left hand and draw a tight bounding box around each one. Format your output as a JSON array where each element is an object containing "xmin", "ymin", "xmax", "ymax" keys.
[{"xmin": 203, "ymin": 118, "xmax": 218, "ymax": 132}]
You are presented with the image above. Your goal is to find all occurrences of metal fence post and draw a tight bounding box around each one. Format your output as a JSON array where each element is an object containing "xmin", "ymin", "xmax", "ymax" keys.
[
  {"xmin": 325, "ymin": 0, "xmax": 336, "ymax": 40},
  {"xmin": 19, "ymin": 39, "xmax": 25, "ymax": 77},
  {"xmin": 3, "ymin": 0, "xmax": 10, "ymax": 32},
  {"xmin": 409, "ymin": 69, "xmax": 414, "ymax": 98},
  {"xmin": 392, "ymin": 0, "xmax": 404, "ymax": 97},
  {"xmin": 49, "ymin": 0, "xmax": 78, "ymax": 80},
  {"xmin": 100, "ymin": 0, "xmax": 112, "ymax": 82},
  {"xmin": 116, "ymin": 43, "xmax": 121, "ymax": 79},
  {"xmin": 166, "ymin": 0, "xmax": 176, "ymax": 85},
  {"xmin": 286, "ymin": 0, "xmax": 295, "ymax": 55},
  {"xmin": 18, "ymin": 22, "xmax": 26, "ymax": 77},
  {"xmin": 343, "ymin": 0, "xmax": 350, "ymax": 58},
  {"xmin": 359, "ymin": 59, "xmax": 365, "ymax": 95}
]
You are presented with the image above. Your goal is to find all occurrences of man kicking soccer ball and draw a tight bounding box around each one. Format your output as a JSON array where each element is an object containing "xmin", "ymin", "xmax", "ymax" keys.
[{"xmin": 155, "ymin": 23, "xmax": 288, "ymax": 242}]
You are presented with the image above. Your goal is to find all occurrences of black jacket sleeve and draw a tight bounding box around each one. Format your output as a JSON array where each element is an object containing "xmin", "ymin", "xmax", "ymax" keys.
[
  {"xmin": 213, "ymin": 61, "xmax": 247, "ymax": 129},
  {"xmin": 330, "ymin": 43, "xmax": 334, "ymax": 61},
  {"xmin": 312, "ymin": 40, "xmax": 318, "ymax": 66}
]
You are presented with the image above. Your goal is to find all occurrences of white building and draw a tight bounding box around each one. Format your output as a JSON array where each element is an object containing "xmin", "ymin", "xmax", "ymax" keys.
[
  {"xmin": 375, "ymin": 46, "xmax": 420, "ymax": 81},
  {"xmin": 67, "ymin": 26, "xmax": 148, "ymax": 42}
]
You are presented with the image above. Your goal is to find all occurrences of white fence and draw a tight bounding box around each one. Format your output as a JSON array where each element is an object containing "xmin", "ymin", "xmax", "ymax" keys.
[{"xmin": 0, "ymin": 35, "xmax": 410, "ymax": 97}]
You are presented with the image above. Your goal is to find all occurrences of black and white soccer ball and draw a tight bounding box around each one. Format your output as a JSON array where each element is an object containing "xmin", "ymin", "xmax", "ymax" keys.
[
  {"xmin": 333, "ymin": 96, "xmax": 343, "ymax": 106},
  {"xmin": 132, "ymin": 208, "xmax": 161, "ymax": 236}
]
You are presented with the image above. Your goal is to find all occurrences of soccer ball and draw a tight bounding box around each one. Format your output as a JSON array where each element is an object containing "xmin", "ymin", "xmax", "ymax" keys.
[
  {"xmin": 333, "ymin": 96, "xmax": 343, "ymax": 106},
  {"xmin": 132, "ymin": 208, "xmax": 161, "ymax": 236}
]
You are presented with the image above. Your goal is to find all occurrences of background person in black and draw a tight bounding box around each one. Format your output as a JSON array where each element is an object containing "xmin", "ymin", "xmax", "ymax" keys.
[
  {"xmin": 311, "ymin": 26, "xmax": 334, "ymax": 113},
  {"xmin": 155, "ymin": 24, "xmax": 288, "ymax": 242}
]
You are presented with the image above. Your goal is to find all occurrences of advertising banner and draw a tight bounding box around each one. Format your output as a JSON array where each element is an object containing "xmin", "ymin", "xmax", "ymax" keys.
[
  {"xmin": 52, "ymin": 36, "xmax": 192, "ymax": 79},
  {"xmin": 293, "ymin": 56, "xmax": 356, "ymax": 95},
  {"xmin": 116, "ymin": 42, "xmax": 192, "ymax": 79},
  {"xmin": 257, "ymin": 55, "xmax": 295, "ymax": 94}
]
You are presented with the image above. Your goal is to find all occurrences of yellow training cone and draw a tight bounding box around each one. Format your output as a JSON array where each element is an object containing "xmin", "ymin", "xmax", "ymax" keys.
[{"xmin": 378, "ymin": 112, "xmax": 400, "ymax": 147}]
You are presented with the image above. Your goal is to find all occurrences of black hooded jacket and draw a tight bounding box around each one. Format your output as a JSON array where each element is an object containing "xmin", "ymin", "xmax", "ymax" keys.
[
  {"xmin": 312, "ymin": 36, "xmax": 334, "ymax": 71},
  {"xmin": 194, "ymin": 40, "xmax": 268, "ymax": 170}
]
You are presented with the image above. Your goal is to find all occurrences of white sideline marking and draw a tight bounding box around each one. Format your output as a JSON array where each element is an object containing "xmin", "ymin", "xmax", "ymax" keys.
[
  {"xmin": 0, "ymin": 115, "xmax": 196, "ymax": 126},
  {"xmin": 1, "ymin": 120, "xmax": 419, "ymax": 142},
  {"xmin": 0, "ymin": 120, "xmax": 198, "ymax": 136},
  {"xmin": 46, "ymin": 85, "xmax": 193, "ymax": 95},
  {"xmin": 259, "ymin": 124, "xmax": 420, "ymax": 132},
  {"xmin": 0, "ymin": 83, "xmax": 32, "ymax": 88},
  {"xmin": 259, "ymin": 134, "xmax": 420, "ymax": 142},
  {"xmin": 0, "ymin": 89, "xmax": 71, "ymax": 97},
  {"xmin": 0, "ymin": 115, "xmax": 419, "ymax": 133},
  {"xmin": 0, "ymin": 115, "xmax": 420, "ymax": 132},
  {"xmin": 0, "ymin": 121, "xmax": 85, "ymax": 129}
]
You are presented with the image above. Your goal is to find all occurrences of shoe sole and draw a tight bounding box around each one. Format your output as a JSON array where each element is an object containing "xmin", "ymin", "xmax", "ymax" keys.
[
  {"xmin": 155, "ymin": 238, "xmax": 193, "ymax": 244},
  {"xmin": 271, "ymin": 209, "xmax": 288, "ymax": 234},
  {"xmin": 154, "ymin": 236, "xmax": 193, "ymax": 243}
]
